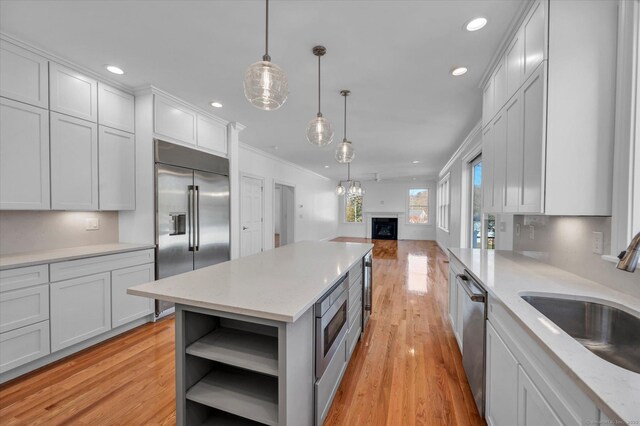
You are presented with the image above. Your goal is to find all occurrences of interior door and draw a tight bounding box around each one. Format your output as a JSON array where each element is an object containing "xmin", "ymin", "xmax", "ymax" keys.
[
  {"xmin": 156, "ymin": 164, "xmax": 193, "ymax": 279},
  {"xmin": 240, "ymin": 176, "xmax": 263, "ymax": 257},
  {"xmin": 194, "ymin": 170, "xmax": 230, "ymax": 270}
]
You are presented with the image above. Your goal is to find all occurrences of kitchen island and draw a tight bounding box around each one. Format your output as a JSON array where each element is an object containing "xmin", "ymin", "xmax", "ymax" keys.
[{"xmin": 128, "ymin": 241, "xmax": 373, "ymax": 426}]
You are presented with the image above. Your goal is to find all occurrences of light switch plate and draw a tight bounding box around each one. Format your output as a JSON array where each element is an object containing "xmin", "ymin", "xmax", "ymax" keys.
[
  {"xmin": 592, "ymin": 231, "xmax": 604, "ymax": 254},
  {"xmin": 86, "ymin": 217, "xmax": 99, "ymax": 231},
  {"xmin": 529, "ymin": 225, "xmax": 535, "ymax": 240}
]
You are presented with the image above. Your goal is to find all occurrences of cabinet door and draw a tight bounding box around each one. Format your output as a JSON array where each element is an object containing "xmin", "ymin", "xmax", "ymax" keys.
[
  {"xmin": 482, "ymin": 125, "xmax": 494, "ymax": 212},
  {"xmin": 486, "ymin": 322, "xmax": 519, "ymax": 426},
  {"xmin": 493, "ymin": 59, "xmax": 507, "ymax": 113},
  {"xmin": 50, "ymin": 272, "xmax": 111, "ymax": 352},
  {"xmin": 197, "ymin": 114, "xmax": 227, "ymax": 155},
  {"xmin": 98, "ymin": 83, "xmax": 134, "ymax": 133},
  {"xmin": 505, "ymin": 29, "xmax": 524, "ymax": 100},
  {"xmin": 50, "ymin": 112, "xmax": 99, "ymax": 210},
  {"xmin": 0, "ymin": 98, "xmax": 50, "ymax": 210},
  {"xmin": 491, "ymin": 112, "xmax": 506, "ymax": 213},
  {"xmin": 482, "ymin": 78, "xmax": 494, "ymax": 128},
  {"xmin": 523, "ymin": 0, "xmax": 546, "ymax": 81},
  {"xmin": 0, "ymin": 40, "xmax": 48, "ymax": 108},
  {"xmin": 49, "ymin": 63, "xmax": 98, "ymax": 122},
  {"xmin": 447, "ymin": 267, "xmax": 458, "ymax": 329},
  {"xmin": 519, "ymin": 65, "xmax": 545, "ymax": 213},
  {"xmin": 503, "ymin": 94, "xmax": 522, "ymax": 213},
  {"xmin": 0, "ymin": 320, "xmax": 50, "ymax": 374},
  {"xmin": 98, "ymin": 126, "xmax": 135, "ymax": 210},
  {"xmin": 518, "ymin": 366, "xmax": 563, "ymax": 426},
  {"xmin": 111, "ymin": 263, "xmax": 154, "ymax": 328},
  {"xmin": 153, "ymin": 94, "xmax": 197, "ymax": 146}
]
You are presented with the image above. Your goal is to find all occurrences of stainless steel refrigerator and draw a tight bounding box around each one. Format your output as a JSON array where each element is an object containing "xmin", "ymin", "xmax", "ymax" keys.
[{"xmin": 155, "ymin": 140, "xmax": 230, "ymax": 316}]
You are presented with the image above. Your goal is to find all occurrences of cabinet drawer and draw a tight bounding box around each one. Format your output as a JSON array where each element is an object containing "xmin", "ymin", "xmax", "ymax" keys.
[
  {"xmin": 0, "ymin": 320, "xmax": 50, "ymax": 373},
  {"xmin": 348, "ymin": 259, "xmax": 363, "ymax": 284},
  {"xmin": 348, "ymin": 284, "xmax": 362, "ymax": 311},
  {"xmin": 315, "ymin": 337, "xmax": 347, "ymax": 425},
  {"xmin": 0, "ymin": 284, "xmax": 49, "ymax": 333},
  {"xmin": 348, "ymin": 295, "xmax": 361, "ymax": 328},
  {"xmin": 50, "ymin": 272, "xmax": 111, "ymax": 352},
  {"xmin": 346, "ymin": 313, "xmax": 362, "ymax": 360},
  {"xmin": 50, "ymin": 249, "xmax": 154, "ymax": 282},
  {"xmin": 0, "ymin": 264, "xmax": 48, "ymax": 293}
]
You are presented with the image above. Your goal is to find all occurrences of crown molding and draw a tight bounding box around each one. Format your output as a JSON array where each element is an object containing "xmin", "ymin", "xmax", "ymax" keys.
[{"xmin": 439, "ymin": 121, "xmax": 482, "ymax": 177}]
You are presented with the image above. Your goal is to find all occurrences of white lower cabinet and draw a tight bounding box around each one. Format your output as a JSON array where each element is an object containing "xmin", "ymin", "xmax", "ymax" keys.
[
  {"xmin": 111, "ymin": 263, "xmax": 154, "ymax": 328},
  {"xmin": 50, "ymin": 272, "xmax": 111, "ymax": 352},
  {"xmin": 0, "ymin": 321, "xmax": 50, "ymax": 374},
  {"xmin": 518, "ymin": 365, "xmax": 563, "ymax": 426},
  {"xmin": 0, "ymin": 284, "xmax": 49, "ymax": 334},
  {"xmin": 485, "ymin": 322, "xmax": 518, "ymax": 426}
]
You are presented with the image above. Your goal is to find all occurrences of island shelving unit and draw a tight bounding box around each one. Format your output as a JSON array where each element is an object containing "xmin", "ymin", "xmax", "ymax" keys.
[{"xmin": 128, "ymin": 241, "xmax": 373, "ymax": 426}]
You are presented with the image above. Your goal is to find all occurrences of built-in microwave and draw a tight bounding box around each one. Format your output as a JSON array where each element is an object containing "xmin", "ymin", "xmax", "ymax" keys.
[{"xmin": 315, "ymin": 275, "xmax": 349, "ymax": 379}]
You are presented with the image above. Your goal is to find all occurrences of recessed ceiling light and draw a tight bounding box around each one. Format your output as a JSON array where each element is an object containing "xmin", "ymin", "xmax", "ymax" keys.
[
  {"xmin": 451, "ymin": 67, "xmax": 468, "ymax": 76},
  {"xmin": 324, "ymin": 165, "xmax": 330, "ymax": 168},
  {"xmin": 466, "ymin": 17, "xmax": 488, "ymax": 32},
  {"xmin": 210, "ymin": 101, "xmax": 223, "ymax": 108},
  {"xmin": 412, "ymin": 160, "xmax": 420, "ymax": 164},
  {"xmin": 105, "ymin": 65, "xmax": 124, "ymax": 75}
]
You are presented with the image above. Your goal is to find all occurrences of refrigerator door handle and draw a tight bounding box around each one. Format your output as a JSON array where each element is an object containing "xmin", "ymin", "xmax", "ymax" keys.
[
  {"xmin": 188, "ymin": 185, "xmax": 195, "ymax": 252},
  {"xmin": 194, "ymin": 185, "xmax": 200, "ymax": 251}
]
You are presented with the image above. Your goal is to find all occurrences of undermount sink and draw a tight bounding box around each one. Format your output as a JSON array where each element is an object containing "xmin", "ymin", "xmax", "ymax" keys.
[{"xmin": 521, "ymin": 295, "xmax": 640, "ymax": 374}]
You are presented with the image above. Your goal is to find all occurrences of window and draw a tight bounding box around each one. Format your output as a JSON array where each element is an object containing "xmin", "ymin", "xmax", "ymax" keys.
[
  {"xmin": 345, "ymin": 193, "xmax": 363, "ymax": 223},
  {"xmin": 407, "ymin": 189, "xmax": 429, "ymax": 224},
  {"xmin": 438, "ymin": 174, "xmax": 450, "ymax": 232},
  {"xmin": 470, "ymin": 155, "xmax": 482, "ymax": 248}
]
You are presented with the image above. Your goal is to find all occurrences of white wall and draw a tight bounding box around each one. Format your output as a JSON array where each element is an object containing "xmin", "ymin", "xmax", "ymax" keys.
[
  {"xmin": 239, "ymin": 143, "xmax": 338, "ymax": 250},
  {"xmin": 336, "ymin": 180, "xmax": 437, "ymax": 240}
]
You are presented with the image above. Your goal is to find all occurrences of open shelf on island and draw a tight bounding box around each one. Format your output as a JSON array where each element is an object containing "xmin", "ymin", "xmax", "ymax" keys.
[
  {"xmin": 186, "ymin": 327, "xmax": 278, "ymax": 376},
  {"xmin": 186, "ymin": 365, "xmax": 278, "ymax": 426}
]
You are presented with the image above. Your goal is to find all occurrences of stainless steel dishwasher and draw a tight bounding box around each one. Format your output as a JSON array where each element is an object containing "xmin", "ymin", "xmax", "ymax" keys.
[{"xmin": 457, "ymin": 271, "xmax": 488, "ymax": 417}]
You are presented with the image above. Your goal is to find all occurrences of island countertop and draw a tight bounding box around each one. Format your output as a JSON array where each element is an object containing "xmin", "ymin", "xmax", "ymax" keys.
[{"xmin": 128, "ymin": 241, "xmax": 373, "ymax": 323}]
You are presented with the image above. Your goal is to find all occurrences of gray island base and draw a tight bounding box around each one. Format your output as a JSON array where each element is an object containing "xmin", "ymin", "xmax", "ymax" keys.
[{"xmin": 128, "ymin": 241, "xmax": 373, "ymax": 425}]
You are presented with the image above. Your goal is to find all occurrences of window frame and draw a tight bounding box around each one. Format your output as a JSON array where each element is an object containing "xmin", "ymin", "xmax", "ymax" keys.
[
  {"xmin": 437, "ymin": 174, "xmax": 451, "ymax": 232},
  {"xmin": 344, "ymin": 193, "xmax": 364, "ymax": 224},
  {"xmin": 406, "ymin": 188, "xmax": 430, "ymax": 225}
]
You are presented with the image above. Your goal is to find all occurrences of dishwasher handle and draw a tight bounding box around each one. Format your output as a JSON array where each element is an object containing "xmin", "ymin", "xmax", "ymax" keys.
[{"xmin": 456, "ymin": 274, "xmax": 486, "ymax": 303}]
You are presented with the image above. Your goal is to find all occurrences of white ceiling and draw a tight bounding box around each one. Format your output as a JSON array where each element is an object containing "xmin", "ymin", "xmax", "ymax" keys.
[{"xmin": 0, "ymin": 0, "xmax": 524, "ymax": 181}]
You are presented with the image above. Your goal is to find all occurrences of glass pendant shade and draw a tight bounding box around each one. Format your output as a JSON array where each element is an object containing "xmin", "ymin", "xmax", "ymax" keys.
[
  {"xmin": 335, "ymin": 183, "xmax": 346, "ymax": 195},
  {"xmin": 306, "ymin": 114, "xmax": 334, "ymax": 146},
  {"xmin": 244, "ymin": 60, "xmax": 289, "ymax": 111},
  {"xmin": 335, "ymin": 139, "xmax": 355, "ymax": 163}
]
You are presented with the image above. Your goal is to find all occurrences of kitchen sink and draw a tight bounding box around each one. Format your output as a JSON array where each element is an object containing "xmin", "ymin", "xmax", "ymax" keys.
[{"xmin": 521, "ymin": 295, "xmax": 640, "ymax": 374}]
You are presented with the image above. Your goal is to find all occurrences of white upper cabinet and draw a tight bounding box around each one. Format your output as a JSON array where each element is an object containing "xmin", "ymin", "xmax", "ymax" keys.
[
  {"xmin": 0, "ymin": 98, "xmax": 50, "ymax": 210},
  {"xmin": 49, "ymin": 62, "xmax": 98, "ymax": 122},
  {"xmin": 523, "ymin": 0, "xmax": 547, "ymax": 81},
  {"xmin": 153, "ymin": 94, "xmax": 197, "ymax": 146},
  {"xmin": 491, "ymin": 110, "xmax": 507, "ymax": 214},
  {"xmin": 505, "ymin": 29, "xmax": 524, "ymax": 101},
  {"xmin": 50, "ymin": 112, "xmax": 99, "ymax": 210},
  {"xmin": 0, "ymin": 40, "xmax": 48, "ymax": 108},
  {"xmin": 197, "ymin": 114, "xmax": 227, "ymax": 156},
  {"xmin": 98, "ymin": 83, "xmax": 134, "ymax": 133},
  {"xmin": 520, "ymin": 65, "xmax": 545, "ymax": 213},
  {"xmin": 482, "ymin": 125, "xmax": 494, "ymax": 212},
  {"xmin": 99, "ymin": 126, "xmax": 135, "ymax": 210},
  {"xmin": 482, "ymin": 78, "xmax": 494, "ymax": 128},
  {"xmin": 492, "ymin": 59, "xmax": 507, "ymax": 115},
  {"xmin": 503, "ymin": 93, "xmax": 523, "ymax": 213}
]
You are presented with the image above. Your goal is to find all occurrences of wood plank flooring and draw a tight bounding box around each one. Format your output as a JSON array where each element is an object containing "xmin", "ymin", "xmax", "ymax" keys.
[{"xmin": 0, "ymin": 239, "xmax": 484, "ymax": 425}]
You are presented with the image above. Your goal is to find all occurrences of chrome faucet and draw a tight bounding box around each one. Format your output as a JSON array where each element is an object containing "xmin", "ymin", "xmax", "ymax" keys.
[{"xmin": 617, "ymin": 231, "xmax": 640, "ymax": 272}]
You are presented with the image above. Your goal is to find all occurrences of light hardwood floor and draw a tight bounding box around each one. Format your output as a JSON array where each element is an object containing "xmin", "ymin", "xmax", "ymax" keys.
[{"xmin": 0, "ymin": 239, "xmax": 483, "ymax": 425}]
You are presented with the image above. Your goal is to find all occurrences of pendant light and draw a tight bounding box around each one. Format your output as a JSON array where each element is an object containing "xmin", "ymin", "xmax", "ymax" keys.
[
  {"xmin": 336, "ymin": 162, "xmax": 363, "ymax": 196},
  {"xmin": 243, "ymin": 0, "xmax": 289, "ymax": 110},
  {"xmin": 306, "ymin": 46, "xmax": 334, "ymax": 146},
  {"xmin": 335, "ymin": 90, "xmax": 355, "ymax": 163}
]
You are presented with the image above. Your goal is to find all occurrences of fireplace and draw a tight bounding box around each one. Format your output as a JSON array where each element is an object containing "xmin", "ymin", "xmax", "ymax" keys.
[{"xmin": 372, "ymin": 217, "xmax": 398, "ymax": 240}]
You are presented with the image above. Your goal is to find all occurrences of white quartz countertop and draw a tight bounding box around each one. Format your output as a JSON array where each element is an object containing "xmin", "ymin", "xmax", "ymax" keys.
[
  {"xmin": 449, "ymin": 248, "xmax": 640, "ymax": 424},
  {"xmin": 128, "ymin": 241, "xmax": 373, "ymax": 323},
  {"xmin": 0, "ymin": 243, "xmax": 155, "ymax": 270}
]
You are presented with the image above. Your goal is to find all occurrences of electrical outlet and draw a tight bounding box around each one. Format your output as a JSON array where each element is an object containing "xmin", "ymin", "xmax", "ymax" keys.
[
  {"xmin": 85, "ymin": 217, "xmax": 99, "ymax": 231},
  {"xmin": 529, "ymin": 225, "xmax": 535, "ymax": 240},
  {"xmin": 592, "ymin": 231, "xmax": 604, "ymax": 254},
  {"xmin": 515, "ymin": 223, "xmax": 521, "ymax": 237}
]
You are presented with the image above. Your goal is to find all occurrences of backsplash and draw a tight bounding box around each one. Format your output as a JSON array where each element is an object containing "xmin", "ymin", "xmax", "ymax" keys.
[
  {"xmin": 513, "ymin": 216, "xmax": 640, "ymax": 299},
  {"xmin": 0, "ymin": 211, "xmax": 119, "ymax": 255}
]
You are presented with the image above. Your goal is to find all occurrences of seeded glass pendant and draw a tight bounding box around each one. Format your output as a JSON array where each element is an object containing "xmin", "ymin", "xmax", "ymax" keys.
[
  {"xmin": 335, "ymin": 183, "xmax": 345, "ymax": 195},
  {"xmin": 306, "ymin": 46, "xmax": 334, "ymax": 146},
  {"xmin": 335, "ymin": 90, "xmax": 355, "ymax": 163},
  {"xmin": 243, "ymin": 0, "xmax": 289, "ymax": 110},
  {"xmin": 336, "ymin": 162, "xmax": 362, "ymax": 196}
]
